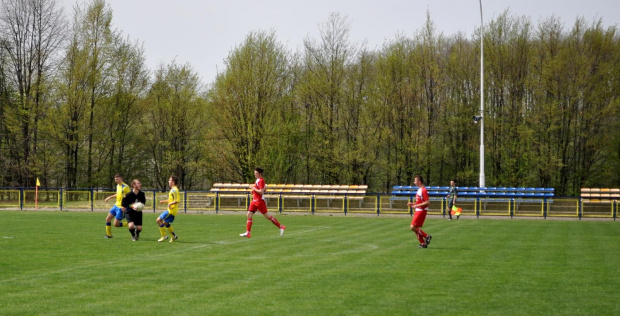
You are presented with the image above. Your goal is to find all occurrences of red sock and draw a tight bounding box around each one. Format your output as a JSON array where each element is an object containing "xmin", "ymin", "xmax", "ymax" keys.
[
  {"xmin": 418, "ymin": 229, "xmax": 428, "ymax": 238},
  {"xmin": 269, "ymin": 216, "xmax": 281, "ymax": 227},
  {"xmin": 246, "ymin": 219, "xmax": 253, "ymax": 232},
  {"xmin": 416, "ymin": 232, "xmax": 426, "ymax": 244}
]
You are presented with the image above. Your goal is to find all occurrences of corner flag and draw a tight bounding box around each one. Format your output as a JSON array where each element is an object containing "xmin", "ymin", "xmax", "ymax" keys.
[{"xmin": 35, "ymin": 178, "xmax": 41, "ymax": 210}]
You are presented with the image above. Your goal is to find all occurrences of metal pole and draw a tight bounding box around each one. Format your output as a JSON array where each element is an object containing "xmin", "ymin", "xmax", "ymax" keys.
[{"xmin": 479, "ymin": 0, "xmax": 486, "ymax": 188}]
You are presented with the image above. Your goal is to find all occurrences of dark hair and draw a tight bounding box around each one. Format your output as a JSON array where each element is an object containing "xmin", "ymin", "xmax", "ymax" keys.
[
  {"xmin": 415, "ymin": 174, "xmax": 424, "ymax": 184},
  {"xmin": 169, "ymin": 175, "xmax": 179, "ymax": 186},
  {"xmin": 114, "ymin": 173, "xmax": 122, "ymax": 179},
  {"xmin": 255, "ymin": 167, "xmax": 264, "ymax": 174}
]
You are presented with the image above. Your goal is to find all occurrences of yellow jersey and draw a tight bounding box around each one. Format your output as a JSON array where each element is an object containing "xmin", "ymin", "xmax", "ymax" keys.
[
  {"xmin": 115, "ymin": 182, "xmax": 130, "ymax": 207},
  {"xmin": 168, "ymin": 186, "xmax": 180, "ymax": 215}
]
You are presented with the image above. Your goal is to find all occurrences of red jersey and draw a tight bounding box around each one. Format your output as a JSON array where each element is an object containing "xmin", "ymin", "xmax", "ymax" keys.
[
  {"xmin": 415, "ymin": 186, "xmax": 429, "ymax": 212},
  {"xmin": 252, "ymin": 177, "xmax": 265, "ymax": 201}
]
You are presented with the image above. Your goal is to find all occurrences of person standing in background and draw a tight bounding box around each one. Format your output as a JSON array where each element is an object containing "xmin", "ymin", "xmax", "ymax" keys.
[{"xmin": 446, "ymin": 180, "xmax": 458, "ymax": 220}]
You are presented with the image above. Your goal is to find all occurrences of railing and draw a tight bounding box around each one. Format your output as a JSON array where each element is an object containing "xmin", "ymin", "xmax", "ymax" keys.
[{"xmin": 0, "ymin": 188, "xmax": 618, "ymax": 219}]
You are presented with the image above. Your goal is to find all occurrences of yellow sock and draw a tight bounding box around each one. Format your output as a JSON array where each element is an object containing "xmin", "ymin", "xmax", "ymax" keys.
[
  {"xmin": 167, "ymin": 225, "xmax": 175, "ymax": 236},
  {"xmin": 159, "ymin": 226, "xmax": 167, "ymax": 237},
  {"xmin": 106, "ymin": 225, "xmax": 112, "ymax": 236}
]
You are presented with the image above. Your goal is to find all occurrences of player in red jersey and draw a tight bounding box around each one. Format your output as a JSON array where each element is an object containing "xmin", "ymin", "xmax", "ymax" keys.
[
  {"xmin": 239, "ymin": 167, "xmax": 285, "ymax": 238},
  {"xmin": 407, "ymin": 175, "xmax": 432, "ymax": 248}
]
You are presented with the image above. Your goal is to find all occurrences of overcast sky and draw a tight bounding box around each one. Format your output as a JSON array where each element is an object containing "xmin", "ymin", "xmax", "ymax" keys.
[{"xmin": 60, "ymin": 0, "xmax": 619, "ymax": 83}]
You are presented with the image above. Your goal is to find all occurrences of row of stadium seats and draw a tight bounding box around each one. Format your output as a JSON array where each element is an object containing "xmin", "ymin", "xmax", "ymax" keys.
[
  {"xmin": 211, "ymin": 183, "xmax": 368, "ymax": 197},
  {"xmin": 391, "ymin": 186, "xmax": 555, "ymax": 198},
  {"xmin": 580, "ymin": 188, "xmax": 620, "ymax": 203}
]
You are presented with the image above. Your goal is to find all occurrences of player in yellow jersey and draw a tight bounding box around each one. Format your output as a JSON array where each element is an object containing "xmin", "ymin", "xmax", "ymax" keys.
[
  {"xmin": 157, "ymin": 175, "xmax": 180, "ymax": 242},
  {"xmin": 104, "ymin": 174, "xmax": 131, "ymax": 238}
]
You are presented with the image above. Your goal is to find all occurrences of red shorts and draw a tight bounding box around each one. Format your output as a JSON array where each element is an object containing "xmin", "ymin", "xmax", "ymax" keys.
[
  {"xmin": 248, "ymin": 199, "xmax": 268, "ymax": 214},
  {"xmin": 411, "ymin": 210, "xmax": 427, "ymax": 227}
]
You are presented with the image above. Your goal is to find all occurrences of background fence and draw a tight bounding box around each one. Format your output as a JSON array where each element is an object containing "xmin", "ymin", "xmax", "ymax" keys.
[{"xmin": 0, "ymin": 188, "xmax": 618, "ymax": 220}]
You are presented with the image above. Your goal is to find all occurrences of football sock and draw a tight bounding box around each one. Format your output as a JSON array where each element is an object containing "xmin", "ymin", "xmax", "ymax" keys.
[
  {"xmin": 269, "ymin": 216, "xmax": 281, "ymax": 227},
  {"xmin": 136, "ymin": 228, "xmax": 141, "ymax": 237},
  {"xmin": 416, "ymin": 232, "xmax": 426, "ymax": 244},
  {"xmin": 246, "ymin": 219, "xmax": 253, "ymax": 232},
  {"xmin": 129, "ymin": 228, "xmax": 135, "ymax": 237},
  {"xmin": 106, "ymin": 223, "xmax": 112, "ymax": 236},
  {"xmin": 167, "ymin": 225, "xmax": 175, "ymax": 236},
  {"xmin": 419, "ymin": 229, "xmax": 428, "ymax": 238},
  {"xmin": 159, "ymin": 224, "xmax": 166, "ymax": 237}
]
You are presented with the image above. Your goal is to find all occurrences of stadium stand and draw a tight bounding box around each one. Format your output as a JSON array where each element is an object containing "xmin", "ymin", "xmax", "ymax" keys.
[
  {"xmin": 580, "ymin": 188, "xmax": 620, "ymax": 202},
  {"xmin": 391, "ymin": 186, "xmax": 555, "ymax": 198},
  {"xmin": 211, "ymin": 183, "xmax": 368, "ymax": 198}
]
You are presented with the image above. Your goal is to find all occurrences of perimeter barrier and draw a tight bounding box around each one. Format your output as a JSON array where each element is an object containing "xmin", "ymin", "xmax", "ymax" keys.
[{"xmin": 0, "ymin": 187, "xmax": 618, "ymax": 220}]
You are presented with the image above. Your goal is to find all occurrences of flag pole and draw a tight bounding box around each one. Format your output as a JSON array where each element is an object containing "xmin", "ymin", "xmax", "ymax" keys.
[{"xmin": 35, "ymin": 178, "xmax": 40, "ymax": 210}]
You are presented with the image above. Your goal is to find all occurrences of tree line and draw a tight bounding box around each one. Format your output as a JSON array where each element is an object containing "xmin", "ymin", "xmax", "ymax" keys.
[{"xmin": 1, "ymin": 0, "xmax": 618, "ymax": 196}]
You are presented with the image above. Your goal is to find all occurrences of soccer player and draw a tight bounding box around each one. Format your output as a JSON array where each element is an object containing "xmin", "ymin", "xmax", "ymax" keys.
[
  {"xmin": 407, "ymin": 175, "xmax": 432, "ymax": 248},
  {"xmin": 157, "ymin": 176, "xmax": 180, "ymax": 242},
  {"xmin": 122, "ymin": 179, "xmax": 146, "ymax": 241},
  {"xmin": 239, "ymin": 167, "xmax": 285, "ymax": 238},
  {"xmin": 446, "ymin": 179, "xmax": 458, "ymax": 220},
  {"xmin": 104, "ymin": 174, "xmax": 130, "ymax": 238}
]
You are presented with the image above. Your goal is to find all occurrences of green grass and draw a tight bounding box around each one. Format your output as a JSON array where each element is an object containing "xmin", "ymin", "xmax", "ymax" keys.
[{"xmin": 1, "ymin": 211, "xmax": 619, "ymax": 315}]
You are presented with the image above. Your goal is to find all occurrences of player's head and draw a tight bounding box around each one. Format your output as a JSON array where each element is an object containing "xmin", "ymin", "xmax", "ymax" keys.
[
  {"xmin": 414, "ymin": 174, "xmax": 424, "ymax": 186},
  {"xmin": 169, "ymin": 175, "xmax": 179, "ymax": 187},
  {"xmin": 450, "ymin": 179, "xmax": 456, "ymax": 186},
  {"xmin": 114, "ymin": 173, "xmax": 123, "ymax": 183},
  {"xmin": 254, "ymin": 167, "xmax": 264, "ymax": 178},
  {"xmin": 131, "ymin": 179, "xmax": 141, "ymax": 189}
]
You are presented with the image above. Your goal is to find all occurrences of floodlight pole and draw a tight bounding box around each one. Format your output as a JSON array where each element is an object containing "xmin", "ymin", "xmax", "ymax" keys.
[{"xmin": 479, "ymin": 0, "xmax": 485, "ymax": 188}]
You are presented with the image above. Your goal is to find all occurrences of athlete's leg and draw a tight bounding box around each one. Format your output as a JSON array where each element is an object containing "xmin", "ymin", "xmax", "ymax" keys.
[
  {"xmin": 411, "ymin": 224, "xmax": 426, "ymax": 245},
  {"xmin": 157, "ymin": 215, "xmax": 168, "ymax": 240},
  {"xmin": 113, "ymin": 218, "xmax": 123, "ymax": 227},
  {"xmin": 105, "ymin": 212, "xmax": 115, "ymax": 237}
]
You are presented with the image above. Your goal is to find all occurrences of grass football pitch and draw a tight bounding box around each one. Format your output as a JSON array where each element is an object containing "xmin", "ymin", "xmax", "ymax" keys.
[{"xmin": 1, "ymin": 211, "xmax": 619, "ymax": 315}]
